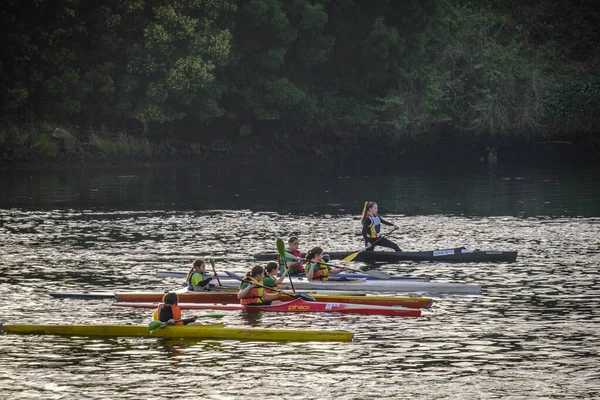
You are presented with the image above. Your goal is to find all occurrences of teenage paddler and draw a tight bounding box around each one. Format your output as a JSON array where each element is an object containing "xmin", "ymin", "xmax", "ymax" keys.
[
  {"xmin": 185, "ymin": 258, "xmax": 218, "ymax": 291},
  {"xmin": 305, "ymin": 246, "xmax": 342, "ymax": 281},
  {"xmin": 264, "ymin": 261, "xmax": 292, "ymax": 291},
  {"xmin": 237, "ymin": 265, "xmax": 284, "ymax": 306},
  {"xmin": 153, "ymin": 292, "xmax": 200, "ymax": 325},
  {"xmin": 361, "ymin": 201, "xmax": 401, "ymax": 251},
  {"xmin": 277, "ymin": 236, "xmax": 306, "ymax": 276}
]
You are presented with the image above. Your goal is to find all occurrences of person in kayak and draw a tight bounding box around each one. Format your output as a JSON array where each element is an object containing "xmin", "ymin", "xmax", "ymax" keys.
[
  {"xmin": 361, "ymin": 201, "xmax": 401, "ymax": 251},
  {"xmin": 153, "ymin": 292, "xmax": 199, "ymax": 325},
  {"xmin": 185, "ymin": 258, "xmax": 218, "ymax": 292},
  {"xmin": 278, "ymin": 236, "xmax": 306, "ymax": 276},
  {"xmin": 305, "ymin": 247, "xmax": 342, "ymax": 281},
  {"xmin": 264, "ymin": 261, "xmax": 291, "ymax": 292},
  {"xmin": 238, "ymin": 265, "xmax": 283, "ymax": 306}
]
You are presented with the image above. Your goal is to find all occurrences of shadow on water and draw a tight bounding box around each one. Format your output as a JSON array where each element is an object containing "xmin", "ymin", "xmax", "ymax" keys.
[{"xmin": 0, "ymin": 160, "xmax": 598, "ymax": 217}]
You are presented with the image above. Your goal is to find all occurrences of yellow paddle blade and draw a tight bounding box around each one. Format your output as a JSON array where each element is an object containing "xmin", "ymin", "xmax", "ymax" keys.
[{"xmin": 341, "ymin": 251, "xmax": 360, "ymax": 263}]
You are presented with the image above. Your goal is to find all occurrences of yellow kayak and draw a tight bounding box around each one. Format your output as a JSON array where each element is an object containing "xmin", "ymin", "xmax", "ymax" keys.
[{"xmin": 1, "ymin": 323, "xmax": 353, "ymax": 342}]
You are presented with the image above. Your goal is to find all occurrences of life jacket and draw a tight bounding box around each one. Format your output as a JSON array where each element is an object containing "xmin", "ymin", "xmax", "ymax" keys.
[
  {"xmin": 153, "ymin": 304, "xmax": 183, "ymax": 325},
  {"xmin": 366, "ymin": 215, "xmax": 382, "ymax": 238},
  {"xmin": 239, "ymin": 276, "xmax": 265, "ymax": 305},
  {"xmin": 278, "ymin": 249, "xmax": 305, "ymax": 275},
  {"xmin": 187, "ymin": 271, "xmax": 211, "ymax": 291},
  {"xmin": 306, "ymin": 261, "xmax": 330, "ymax": 281}
]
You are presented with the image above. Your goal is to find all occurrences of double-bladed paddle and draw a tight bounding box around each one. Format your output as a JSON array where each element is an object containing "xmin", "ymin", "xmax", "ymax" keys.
[
  {"xmin": 148, "ymin": 314, "xmax": 225, "ymax": 332},
  {"xmin": 341, "ymin": 227, "xmax": 398, "ymax": 263},
  {"xmin": 276, "ymin": 238, "xmax": 391, "ymax": 280},
  {"xmin": 276, "ymin": 238, "xmax": 296, "ymax": 292},
  {"xmin": 224, "ymin": 271, "xmax": 315, "ymax": 302},
  {"xmin": 209, "ymin": 258, "xmax": 221, "ymax": 286}
]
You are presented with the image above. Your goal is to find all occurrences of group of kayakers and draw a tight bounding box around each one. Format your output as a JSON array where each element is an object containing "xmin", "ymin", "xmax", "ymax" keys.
[{"xmin": 154, "ymin": 201, "xmax": 401, "ymax": 325}]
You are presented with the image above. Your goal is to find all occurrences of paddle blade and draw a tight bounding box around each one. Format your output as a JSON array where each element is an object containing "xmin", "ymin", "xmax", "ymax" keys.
[
  {"xmin": 148, "ymin": 320, "xmax": 164, "ymax": 331},
  {"xmin": 364, "ymin": 269, "xmax": 391, "ymax": 280},
  {"xmin": 276, "ymin": 238, "xmax": 286, "ymax": 258},
  {"xmin": 209, "ymin": 258, "xmax": 222, "ymax": 286},
  {"xmin": 297, "ymin": 293, "xmax": 316, "ymax": 302},
  {"xmin": 224, "ymin": 271, "xmax": 242, "ymax": 281},
  {"xmin": 341, "ymin": 251, "xmax": 360, "ymax": 263}
]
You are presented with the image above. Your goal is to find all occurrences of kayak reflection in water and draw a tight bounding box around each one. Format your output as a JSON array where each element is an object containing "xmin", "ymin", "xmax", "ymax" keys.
[
  {"xmin": 185, "ymin": 258, "xmax": 218, "ymax": 292},
  {"xmin": 305, "ymin": 247, "xmax": 342, "ymax": 281},
  {"xmin": 361, "ymin": 201, "xmax": 401, "ymax": 251},
  {"xmin": 153, "ymin": 292, "xmax": 200, "ymax": 325},
  {"xmin": 237, "ymin": 265, "xmax": 283, "ymax": 306}
]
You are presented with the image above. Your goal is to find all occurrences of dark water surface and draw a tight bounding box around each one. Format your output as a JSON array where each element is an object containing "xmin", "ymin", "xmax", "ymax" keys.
[{"xmin": 0, "ymin": 162, "xmax": 599, "ymax": 399}]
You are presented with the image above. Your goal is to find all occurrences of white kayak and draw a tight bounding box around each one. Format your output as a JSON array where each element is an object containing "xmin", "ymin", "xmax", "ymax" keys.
[
  {"xmin": 155, "ymin": 270, "xmax": 427, "ymax": 281},
  {"xmin": 216, "ymin": 275, "xmax": 480, "ymax": 295}
]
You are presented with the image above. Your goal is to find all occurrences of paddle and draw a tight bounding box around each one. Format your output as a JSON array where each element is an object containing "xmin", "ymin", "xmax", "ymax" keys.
[
  {"xmin": 209, "ymin": 258, "xmax": 222, "ymax": 286},
  {"xmin": 283, "ymin": 253, "xmax": 391, "ymax": 280},
  {"xmin": 148, "ymin": 314, "xmax": 225, "ymax": 332},
  {"xmin": 341, "ymin": 227, "xmax": 398, "ymax": 263},
  {"xmin": 276, "ymin": 238, "xmax": 296, "ymax": 293},
  {"xmin": 224, "ymin": 271, "xmax": 315, "ymax": 302}
]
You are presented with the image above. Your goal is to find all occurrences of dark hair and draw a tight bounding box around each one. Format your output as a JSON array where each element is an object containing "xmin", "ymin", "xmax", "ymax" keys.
[
  {"xmin": 243, "ymin": 265, "xmax": 264, "ymax": 279},
  {"xmin": 186, "ymin": 258, "xmax": 206, "ymax": 282},
  {"xmin": 265, "ymin": 261, "xmax": 279, "ymax": 273},
  {"xmin": 163, "ymin": 292, "xmax": 179, "ymax": 305},
  {"xmin": 288, "ymin": 236, "xmax": 299, "ymax": 244},
  {"xmin": 306, "ymin": 246, "xmax": 323, "ymax": 261}
]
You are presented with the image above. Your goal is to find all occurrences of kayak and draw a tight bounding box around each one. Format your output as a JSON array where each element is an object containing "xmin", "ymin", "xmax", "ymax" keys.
[
  {"xmin": 0, "ymin": 323, "xmax": 353, "ymax": 342},
  {"xmin": 114, "ymin": 292, "xmax": 433, "ymax": 309},
  {"xmin": 155, "ymin": 270, "xmax": 427, "ymax": 281},
  {"xmin": 50, "ymin": 291, "xmax": 432, "ymax": 308},
  {"xmin": 253, "ymin": 248, "xmax": 518, "ymax": 263},
  {"xmin": 214, "ymin": 276, "xmax": 481, "ymax": 294},
  {"xmin": 114, "ymin": 298, "xmax": 422, "ymax": 317}
]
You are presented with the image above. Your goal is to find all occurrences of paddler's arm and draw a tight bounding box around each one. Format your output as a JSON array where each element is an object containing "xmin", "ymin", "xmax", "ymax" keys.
[
  {"xmin": 276, "ymin": 266, "xmax": 289, "ymax": 285},
  {"xmin": 379, "ymin": 217, "xmax": 399, "ymax": 229},
  {"xmin": 196, "ymin": 275, "xmax": 216, "ymax": 288},
  {"xmin": 306, "ymin": 263, "xmax": 315, "ymax": 280},
  {"xmin": 237, "ymin": 282, "xmax": 255, "ymax": 299},
  {"xmin": 181, "ymin": 316, "xmax": 198, "ymax": 325},
  {"xmin": 362, "ymin": 218, "xmax": 371, "ymax": 246}
]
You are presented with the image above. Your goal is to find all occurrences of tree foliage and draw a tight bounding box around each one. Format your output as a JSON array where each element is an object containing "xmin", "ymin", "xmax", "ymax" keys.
[{"xmin": 0, "ymin": 0, "xmax": 598, "ymax": 146}]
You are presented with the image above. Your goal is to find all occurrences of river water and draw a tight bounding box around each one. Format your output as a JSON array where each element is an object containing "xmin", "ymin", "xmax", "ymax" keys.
[{"xmin": 0, "ymin": 161, "xmax": 599, "ymax": 399}]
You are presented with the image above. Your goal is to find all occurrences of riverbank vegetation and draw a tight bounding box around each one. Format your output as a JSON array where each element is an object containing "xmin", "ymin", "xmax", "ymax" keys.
[{"xmin": 1, "ymin": 0, "xmax": 598, "ymax": 165}]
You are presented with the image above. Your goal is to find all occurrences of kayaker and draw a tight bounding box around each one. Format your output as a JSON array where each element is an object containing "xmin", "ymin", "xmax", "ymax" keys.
[
  {"xmin": 185, "ymin": 258, "xmax": 218, "ymax": 291},
  {"xmin": 238, "ymin": 265, "xmax": 283, "ymax": 306},
  {"xmin": 361, "ymin": 201, "xmax": 401, "ymax": 251},
  {"xmin": 305, "ymin": 246, "xmax": 342, "ymax": 281},
  {"xmin": 278, "ymin": 236, "xmax": 306, "ymax": 276},
  {"xmin": 153, "ymin": 292, "xmax": 199, "ymax": 325},
  {"xmin": 263, "ymin": 261, "xmax": 291, "ymax": 291}
]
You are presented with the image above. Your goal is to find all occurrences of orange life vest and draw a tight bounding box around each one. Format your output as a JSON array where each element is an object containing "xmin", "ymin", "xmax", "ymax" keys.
[
  {"xmin": 239, "ymin": 277, "xmax": 265, "ymax": 305},
  {"xmin": 153, "ymin": 304, "xmax": 183, "ymax": 325}
]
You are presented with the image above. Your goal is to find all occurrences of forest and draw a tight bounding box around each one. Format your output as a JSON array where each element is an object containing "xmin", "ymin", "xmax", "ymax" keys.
[{"xmin": 1, "ymin": 0, "xmax": 598, "ymax": 164}]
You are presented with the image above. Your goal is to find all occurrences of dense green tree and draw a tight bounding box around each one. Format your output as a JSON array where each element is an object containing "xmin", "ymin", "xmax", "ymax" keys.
[{"xmin": 0, "ymin": 0, "xmax": 598, "ymax": 158}]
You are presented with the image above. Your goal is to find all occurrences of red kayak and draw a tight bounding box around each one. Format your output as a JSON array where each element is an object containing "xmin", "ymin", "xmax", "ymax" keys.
[{"xmin": 114, "ymin": 298, "xmax": 421, "ymax": 317}]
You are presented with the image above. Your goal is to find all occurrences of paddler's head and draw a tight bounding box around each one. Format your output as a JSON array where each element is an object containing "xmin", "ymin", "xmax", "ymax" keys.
[
  {"xmin": 265, "ymin": 261, "xmax": 279, "ymax": 277},
  {"xmin": 249, "ymin": 265, "xmax": 265, "ymax": 280},
  {"xmin": 288, "ymin": 236, "xmax": 300, "ymax": 250},
  {"xmin": 366, "ymin": 202, "xmax": 378, "ymax": 215},
  {"xmin": 306, "ymin": 246, "xmax": 324, "ymax": 261},
  {"xmin": 192, "ymin": 258, "xmax": 206, "ymax": 271},
  {"xmin": 163, "ymin": 292, "xmax": 179, "ymax": 306}
]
